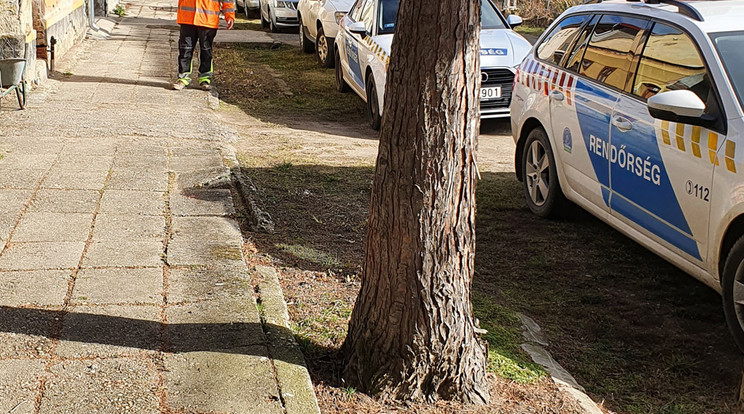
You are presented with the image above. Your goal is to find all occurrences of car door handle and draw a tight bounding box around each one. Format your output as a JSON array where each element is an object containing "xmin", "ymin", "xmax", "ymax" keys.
[
  {"xmin": 549, "ymin": 90, "xmax": 564, "ymax": 102},
  {"xmin": 612, "ymin": 116, "xmax": 633, "ymax": 132}
]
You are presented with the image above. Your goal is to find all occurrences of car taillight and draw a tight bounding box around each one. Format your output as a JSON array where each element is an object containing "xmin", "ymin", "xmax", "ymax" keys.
[{"xmin": 513, "ymin": 67, "xmax": 520, "ymax": 90}]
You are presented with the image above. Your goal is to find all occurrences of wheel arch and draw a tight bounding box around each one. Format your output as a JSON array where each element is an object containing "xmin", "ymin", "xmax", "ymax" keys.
[
  {"xmin": 718, "ymin": 215, "xmax": 744, "ymax": 284},
  {"xmin": 515, "ymin": 117, "xmax": 545, "ymax": 182}
]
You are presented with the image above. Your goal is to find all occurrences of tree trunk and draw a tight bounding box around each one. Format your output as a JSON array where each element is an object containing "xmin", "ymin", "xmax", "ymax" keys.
[{"xmin": 342, "ymin": 0, "xmax": 488, "ymax": 404}]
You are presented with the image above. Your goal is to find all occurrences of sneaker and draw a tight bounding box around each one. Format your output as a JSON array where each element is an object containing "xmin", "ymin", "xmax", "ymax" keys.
[
  {"xmin": 200, "ymin": 82, "xmax": 211, "ymax": 91},
  {"xmin": 172, "ymin": 80, "xmax": 188, "ymax": 90}
]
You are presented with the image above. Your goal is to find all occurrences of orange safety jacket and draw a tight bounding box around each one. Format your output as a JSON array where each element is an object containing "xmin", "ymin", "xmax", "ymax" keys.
[{"xmin": 177, "ymin": 0, "xmax": 235, "ymax": 29}]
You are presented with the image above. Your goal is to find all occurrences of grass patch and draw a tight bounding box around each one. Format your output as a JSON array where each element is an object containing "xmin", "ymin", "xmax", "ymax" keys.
[
  {"xmin": 214, "ymin": 43, "xmax": 367, "ymax": 124},
  {"xmin": 472, "ymin": 293, "xmax": 545, "ymax": 383},
  {"xmin": 232, "ymin": 17, "xmax": 264, "ymax": 31},
  {"xmin": 514, "ymin": 25, "xmax": 545, "ymax": 37},
  {"xmin": 474, "ymin": 171, "xmax": 740, "ymax": 413},
  {"xmin": 277, "ymin": 243, "xmax": 341, "ymax": 269}
]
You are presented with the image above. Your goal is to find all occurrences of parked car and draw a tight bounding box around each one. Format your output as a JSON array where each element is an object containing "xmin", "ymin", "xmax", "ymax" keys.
[
  {"xmin": 259, "ymin": 0, "xmax": 299, "ymax": 32},
  {"xmin": 334, "ymin": 0, "xmax": 530, "ymax": 130},
  {"xmin": 511, "ymin": 0, "xmax": 744, "ymax": 350},
  {"xmin": 297, "ymin": 0, "xmax": 355, "ymax": 67},
  {"xmin": 236, "ymin": 0, "xmax": 260, "ymax": 17}
]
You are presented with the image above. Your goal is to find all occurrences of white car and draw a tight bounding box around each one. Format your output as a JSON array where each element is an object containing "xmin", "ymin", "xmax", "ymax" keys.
[
  {"xmin": 297, "ymin": 0, "xmax": 355, "ymax": 67},
  {"xmin": 236, "ymin": 0, "xmax": 260, "ymax": 16},
  {"xmin": 334, "ymin": 0, "xmax": 531, "ymax": 130},
  {"xmin": 260, "ymin": 0, "xmax": 299, "ymax": 32},
  {"xmin": 510, "ymin": 0, "xmax": 744, "ymax": 349}
]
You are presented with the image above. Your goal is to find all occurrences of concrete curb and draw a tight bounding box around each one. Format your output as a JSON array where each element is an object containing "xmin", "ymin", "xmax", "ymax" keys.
[
  {"xmin": 255, "ymin": 265, "xmax": 322, "ymax": 414},
  {"xmin": 519, "ymin": 314, "xmax": 605, "ymax": 414},
  {"xmin": 212, "ymin": 84, "xmax": 274, "ymax": 234}
]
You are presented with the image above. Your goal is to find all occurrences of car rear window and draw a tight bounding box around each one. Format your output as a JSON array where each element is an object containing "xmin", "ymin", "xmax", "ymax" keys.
[{"xmin": 536, "ymin": 14, "xmax": 591, "ymax": 66}]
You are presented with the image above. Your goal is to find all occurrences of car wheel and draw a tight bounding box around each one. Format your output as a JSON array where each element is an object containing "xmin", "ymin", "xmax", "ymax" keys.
[
  {"xmin": 243, "ymin": 1, "xmax": 250, "ymax": 18},
  {"xmin": 316, "ymin": 26, "xmax": 334, "ymax": 68},
  {"xmin": 261, "ymin": 8, "xmax": 269, "ymax": 28},
  {"xmin": 299, "ymin": 18, "xmax": 314, "ymax": 53},
  {"xmin": 334, "ymin": 49, "xmax": 350, "ymax": 93},
  {"xmin": 366, "ymin": 75, "xmax": 381, "ymax": 131},
  {"xmin": 269, "ymin": 10, "xmax": 280, "ymax": 33},
  {"xmin": 722, "ymin": 236, "xmax": 744, "ymax": 352},
  {"xmin": 521, "ymin": 127, "xmax": 567, "ymax": 218}
]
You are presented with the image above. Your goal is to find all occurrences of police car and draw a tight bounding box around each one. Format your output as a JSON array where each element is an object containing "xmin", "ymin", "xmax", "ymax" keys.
[
  {"xmin": 297, "ymin": 0, "xmax": 355, "ymax": 67},
  {"xmin": 334, "ymin": 0, "xmax": 531, "ymax": 130},
  {"xmin": 511, "ymin": 0, "xmax": 744, "ymax": 350}
]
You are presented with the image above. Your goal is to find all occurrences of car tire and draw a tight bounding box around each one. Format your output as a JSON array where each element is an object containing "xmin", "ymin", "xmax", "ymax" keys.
[
  {"xmin": 366, "ymin": 75, "xmax": 381, "ymax": 131},
  {"xmin": 722, "ymin": 236, "xmax": 744, "ymax": 352},
  {"xmin": 316, "ymin": 26, "xmax": 334, "ymax": 68},
  {"xmin": 299, "ymin": 18, "xmax": 314, "ymax": 53},
  {"xmin": 520, "ymin": 127, "xmax": 567, "ymax": 218},
  {"xmin": 261, "ymin": 8, "xmax": 269, "ymax": 28},
  {"xmin": 334, "ymin": 49, "xmax": 350, "ymax": 93},
  {"xmin": 269, "ymin": 10, "xmax": 280, "ymax": 33}
]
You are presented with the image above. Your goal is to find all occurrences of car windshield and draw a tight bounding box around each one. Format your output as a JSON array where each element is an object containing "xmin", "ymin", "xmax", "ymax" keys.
[
  {"xmin": 710, "ymin": 31, "xmax": 744, "ymax": 111},
  {"xmin": 377, "ymin": 0, "xmax": 505, "ymax": 35}
]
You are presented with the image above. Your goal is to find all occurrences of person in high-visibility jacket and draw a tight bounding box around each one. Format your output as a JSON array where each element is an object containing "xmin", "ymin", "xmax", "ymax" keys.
[{"xmin": 173, "ymin": 0, "xmax": 235, "ymax": 90}]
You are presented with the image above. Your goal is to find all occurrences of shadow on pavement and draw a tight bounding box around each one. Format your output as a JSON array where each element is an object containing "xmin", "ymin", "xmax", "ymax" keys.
[{"xmin": 0, "ymin": 305, "xmax": 317, "ymax": 362}]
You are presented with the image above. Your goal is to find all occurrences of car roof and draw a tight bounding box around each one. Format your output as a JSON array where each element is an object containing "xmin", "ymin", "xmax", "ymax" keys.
[{"xmin": 565, "ymin": 1, "xmax": 744, "ymax": 34}]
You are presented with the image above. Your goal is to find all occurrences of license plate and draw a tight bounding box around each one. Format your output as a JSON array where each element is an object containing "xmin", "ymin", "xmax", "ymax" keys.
[{"xmin": 480, "ymin": 86, "xmax": 502, "ymax": 101}]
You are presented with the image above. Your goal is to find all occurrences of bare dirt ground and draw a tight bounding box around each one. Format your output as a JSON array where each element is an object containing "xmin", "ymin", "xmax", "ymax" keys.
[{"xmin": 213, "ymin": 43, "xmax": 743, "ymax": 414}]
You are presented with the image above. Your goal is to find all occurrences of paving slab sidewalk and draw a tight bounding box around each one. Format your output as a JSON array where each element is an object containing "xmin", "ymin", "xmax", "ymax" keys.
[{"xmin": 0, "ymin": 1, "xmax": 318, "ymax": 413}]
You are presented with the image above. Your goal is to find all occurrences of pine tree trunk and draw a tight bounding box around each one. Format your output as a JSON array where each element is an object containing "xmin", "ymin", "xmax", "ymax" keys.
[{"xmin": 341, "ymin": 0, "xmax": 489, "ymax": 404}]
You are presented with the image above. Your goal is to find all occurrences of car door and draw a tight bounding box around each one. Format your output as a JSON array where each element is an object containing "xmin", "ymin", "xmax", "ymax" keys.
[
  {"xmin": 609, "ymin": 22, "xmax": 725, "ymax": 263},
  {"xmin": 537, "ymin": 13, "xmax": 613, "ymax": 211},
  {"xmin": 341, "ymin": 0, "xmax": 374, "ymax": 94}
]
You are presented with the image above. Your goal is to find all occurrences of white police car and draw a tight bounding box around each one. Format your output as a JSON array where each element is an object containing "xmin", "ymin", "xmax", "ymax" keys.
[
  {"xmin": 334, "ymin": 0, "xmax": 531, "ymax": 130},
  {"xmin": 297, "ymin": 0, "xmax": 355, "ymax": 67},
  {"xmin": 511, "ymin": 0, "xmax": 744, "ymax": 350}
]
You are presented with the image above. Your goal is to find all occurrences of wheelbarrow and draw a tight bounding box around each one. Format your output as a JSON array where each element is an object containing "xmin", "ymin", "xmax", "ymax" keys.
[{"xmin": 0, "ymin": 58, "xmax": 27, "ymax": 110}]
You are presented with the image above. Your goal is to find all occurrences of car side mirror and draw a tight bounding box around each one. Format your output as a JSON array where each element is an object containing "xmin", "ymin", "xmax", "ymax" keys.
[
  {"xmin": 507, "ymin": 15, "xmax": 523, "ymax": 28},
  {"xmin": 648, "ymin": 90, "xmax": 706, "ymax": 121},
  {"xmin": 348, "ymin": 21, "xmax": 367, "ymax": 36}
]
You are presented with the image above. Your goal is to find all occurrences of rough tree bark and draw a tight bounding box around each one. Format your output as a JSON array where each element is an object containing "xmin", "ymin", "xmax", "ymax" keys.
[{"xmin": 342, "ymin": 0, "xmax": 489, "ymax": 404}]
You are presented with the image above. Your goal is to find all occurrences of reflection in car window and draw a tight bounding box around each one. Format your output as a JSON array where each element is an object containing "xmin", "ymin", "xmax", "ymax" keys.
[
  {"xmin": 536, "ymin": 14, "xmax": 590, "ymax": 66},
  {"xmin": 349, "ymin": 0, "xmax": 364, "ymax": 21},
  {"xmin": 711, "ymin": 31, "xmax": 744, "ymax": 111},
  {"xmin": 634, "ymin": 23, "xmax": 710, "ymax": 104},
  {"xmin": 564, "ymin": 14, "xmax": 599, "ymax": 72},
  {"xmin": 579, "ymin": 14, "xmax": 649, "ymax": 90},
  {"xmin": 360, "ymin": 0, "xmax": 375, "ymax": 32}
]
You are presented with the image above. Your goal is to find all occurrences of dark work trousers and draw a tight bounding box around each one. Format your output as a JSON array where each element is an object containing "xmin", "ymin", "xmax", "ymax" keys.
[{"xmin": 177, "ymin": 24, "xmax": 218, "ymax": 84}]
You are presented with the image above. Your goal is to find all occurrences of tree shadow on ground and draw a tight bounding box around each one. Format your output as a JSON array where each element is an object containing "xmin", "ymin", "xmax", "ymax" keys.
[
  {"xmin": 0, "ymin": 305, "xmax": 327, "ymax": 363},
  {"xmin": 235, "ymin": 160, "xmax": 743, "ymax": 412}
]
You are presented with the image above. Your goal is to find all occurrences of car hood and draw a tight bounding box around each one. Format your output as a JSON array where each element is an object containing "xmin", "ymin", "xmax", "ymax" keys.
[
  {"xmin": 480, "ymin": 29, "xmax": 532, "ymax": 68},
  {"xmin": 373, "ymin": 29, "xmax": 531, "ymax": 69}
]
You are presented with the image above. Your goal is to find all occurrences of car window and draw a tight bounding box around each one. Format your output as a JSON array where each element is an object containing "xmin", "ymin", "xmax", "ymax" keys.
[
  {"xmin": 360, "ymin": 0, "xmax": 375, "ymax": 33},
  {"xmin": 376, "ymin": 0, "xmax": 503, "ymax": 36},
  {"xmin": 579, "ymin": 14, "xmax": 649, "ymax": 90},
  {"xmin": 711, "ymin": 31, "xmax": 744, "ymax": 112},
  {"xmin": 482, "ymin": 0, "xmax": 506, "ymax": 30},
  {"xmin": 634, "ymin": 23, "xmax": 709, "ymax": 103},
  {"xmin": 564, "ymin": 14, "xmax": 599, "ymax": 72},
  {"xmin": 536, "ymin": 14, "xmax": 591, "ymax": 66},
  {"xmin": 349, "ymin": 0, "xmax": 365, "ymax": 21},
  {"xmin": 378, "ymin": 0, "xmax": 398, "ymax": 34}
]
